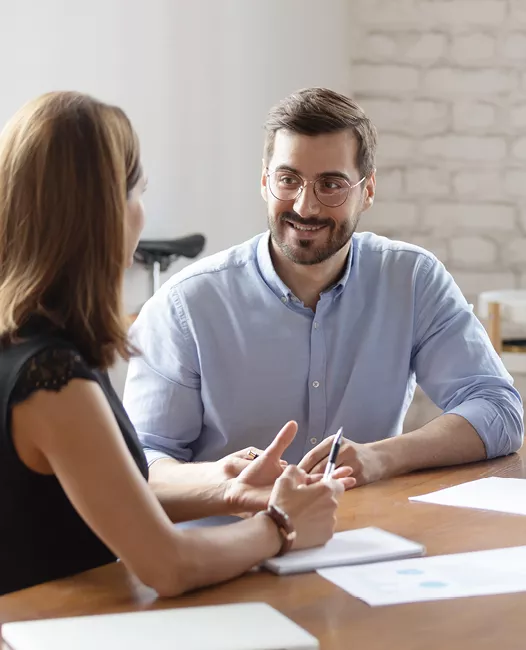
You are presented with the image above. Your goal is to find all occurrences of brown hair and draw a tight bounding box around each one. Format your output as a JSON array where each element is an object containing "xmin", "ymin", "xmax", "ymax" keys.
[
  {"xmin": 264, "ymin": 87, "xmax": 377, "ymax": 178},
  {"xmin": 0, "ymin": 91, "xmax": 141, "ymax": 369}
]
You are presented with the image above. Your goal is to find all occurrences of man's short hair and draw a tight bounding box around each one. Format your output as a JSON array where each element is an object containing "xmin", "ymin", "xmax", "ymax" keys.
[{"xmin": 264, "ymin": 87, "xmax": 377, "ymax": 178}]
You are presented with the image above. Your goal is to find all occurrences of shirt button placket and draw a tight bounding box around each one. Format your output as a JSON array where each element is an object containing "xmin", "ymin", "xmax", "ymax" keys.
[{"xmin": 305, "ymin": 314, "xmax": 327, "ymax": 456}]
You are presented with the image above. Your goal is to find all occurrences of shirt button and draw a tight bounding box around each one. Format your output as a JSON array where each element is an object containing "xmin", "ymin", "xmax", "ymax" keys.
[
  {"xmin": 310, "ymin": 437, "xmax": 318, "ymax": 445},
  {"xmin": 312, "ymin": 380, "xmax": 320, "ymax": 388},
  {"xmin": 281, "ymin": 296, "xmax": 287, "ymax": 303},
  {"xmin": 314, "ymin": 322, "xmax": 319, "ymax": 329}
]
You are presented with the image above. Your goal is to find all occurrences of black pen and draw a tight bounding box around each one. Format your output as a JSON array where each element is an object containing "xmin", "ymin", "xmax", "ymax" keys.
[{"xmin": 323, "ymin": 427, "xmax": 343, "ymax": 481}]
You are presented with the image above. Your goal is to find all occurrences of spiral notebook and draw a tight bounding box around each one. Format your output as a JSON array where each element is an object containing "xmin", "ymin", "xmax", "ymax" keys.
[{"xmin": 262, "ymin": 527, "xmax": 426, "ymax": 575}]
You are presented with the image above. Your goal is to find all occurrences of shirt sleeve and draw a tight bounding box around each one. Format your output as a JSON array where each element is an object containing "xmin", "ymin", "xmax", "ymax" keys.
[
  {"xmin": 412, "ymin": 256, "xmax": 524, "ymax": 458},
  {"xmin": 123, "ymin": 282, "xmax": 203, "ymax": 465}
]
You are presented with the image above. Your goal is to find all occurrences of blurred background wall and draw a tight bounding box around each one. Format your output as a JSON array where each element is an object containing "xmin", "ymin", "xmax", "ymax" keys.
[
  {"xmin": 1, "ymin": 0, "xmax": 524, "ymax": 424},
  {"xmin": 348, "ymin": 0, "xmax": 526, "ymax": 427}
]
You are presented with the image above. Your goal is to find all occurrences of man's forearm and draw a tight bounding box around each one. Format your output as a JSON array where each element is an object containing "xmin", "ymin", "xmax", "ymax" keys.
[
  {"xmin": 370, "ymin": 414, "xmax": 488, "ymax": 479},
  {"xmin": 148, "ymin": 457, "xmax": 233, "ymax": 522}
]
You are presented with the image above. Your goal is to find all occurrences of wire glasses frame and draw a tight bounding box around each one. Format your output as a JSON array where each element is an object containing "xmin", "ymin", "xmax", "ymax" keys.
[{"xmin": 266, "ymin": 168, "xmax": 367, "ymax": 208}]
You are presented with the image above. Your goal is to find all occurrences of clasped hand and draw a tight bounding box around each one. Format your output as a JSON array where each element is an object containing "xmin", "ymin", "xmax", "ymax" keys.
[{"xmin": 222, "ymin": 422, "xmax": 355, "ymax": 513}]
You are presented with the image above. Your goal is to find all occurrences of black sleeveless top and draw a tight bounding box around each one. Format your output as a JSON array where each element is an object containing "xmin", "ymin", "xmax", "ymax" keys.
[{"xmin": 0, "ymin": 321, "xmax": 148, "ymax": 595}]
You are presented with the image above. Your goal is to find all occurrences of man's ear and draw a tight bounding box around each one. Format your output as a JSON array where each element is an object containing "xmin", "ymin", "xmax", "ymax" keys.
[
  {"xmin": 261, "ymin": 159, "xmax": 268, "ymax": 202},
  {"xmin": 362, "ymin": 169, "xmax": 376, "ymax": 213}
]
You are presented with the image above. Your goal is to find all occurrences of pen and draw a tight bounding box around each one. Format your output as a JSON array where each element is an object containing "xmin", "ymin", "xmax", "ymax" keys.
[{"xmin": 323, "ymin": 427, "xmax": 343, "ymax": 481}]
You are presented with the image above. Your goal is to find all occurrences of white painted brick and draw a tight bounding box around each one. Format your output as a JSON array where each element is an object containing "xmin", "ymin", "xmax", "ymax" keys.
[
  {"xmin": 424, "ymin": 68, "xmax": 514, "ymax": 95},
  {"xmin": 403, "ymin": 33, "xmax": 447, "ymax": 62},
  {"xmin": 406, "ymin": 168, "xmax": 450, "ymax": 196},
  {"xmin": 360, "ymin": 99, "xmax": 448, "ymax": 135},
  {"xmin": 355, "ymin": 0, "xmax": 506, "ymax": 28},
  {"xmin": 505, "ymin": 239, "xmax": 526, "ymax": 265},
  {"xmin": 421, "ymin": 136, "xmax": 506, "ymax": 161},
  {"xmin": 450, "ymin": 237, "xmax": 498, "ymax": 267},
  {"xmin": 359, "ymin": 99, "xmax": 409, "ymax": 131},
  {"xmin": 505, "ymin": 170, "xmax": 526, "ymax": 197},
  {"xmin": 420, "ymin": 1, "xmax": 506, "ymax": 26},
  {"xmin": 425, "ymin": 203, "xmax": 515, "ymax": 232},
  {"xmin": 502, "ymin": 33, "xmax": 526, "ymax": 60},
  {"xmin": 401, "ymin": 235, "xmax": 448, "ymax": 262},
  {"xmin": 454, "ymin": 171, "xmax": 504, "ymax": 200},
  {"xmin": 453, "ymin": 103, "xmax": 497, "ymax": 131},
  {"xmin": 451, "ymin": 33, "xmax": 496, "ymax": 63},
  {"xmin": 519, "ymin": 211, "xmax": 526, "ymax": 233},
  {"xmin": 453, "ymin": 271, "xmax": 516, "ymax": 298},
  {"xmin": 376, "ymin": 134, "xmax": 415, "ymax": 164},
  {"xmin": 411, "ymin": 100, "xmax": 449, "ymax": 134},
  {"xmin": 365, "ymin": 202, "xmax": 418, "ymax": 232},
  {"xmin": 366, "ymin": 33, "xmax": 398, "ymax": 60},
  {"xmin": 510, "ymin": 0, "xmax": 526, "ymax": 25},
  {"xmin": 510, "ymin": 104, "xmax": 526, "ymax": 129},
  {"xmin": 352, "ymin": 65, "xmax": 419, "ymax": 94},
  {"xmin": 352, "ymin": 0, "xmax": 418, "ymax": 27},
  {"xmin": 512, "ymin": 138, "xmax": 526, "ymax": 160},
  {"xmin": 377, "ymin": 168, "xmax": 404, "ymax": 198}
]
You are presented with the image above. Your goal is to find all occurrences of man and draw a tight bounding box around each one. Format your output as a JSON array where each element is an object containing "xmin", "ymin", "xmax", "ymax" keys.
[{"xmin": 124, "ymin": 87, "xmax": 523, "ymax": 494}]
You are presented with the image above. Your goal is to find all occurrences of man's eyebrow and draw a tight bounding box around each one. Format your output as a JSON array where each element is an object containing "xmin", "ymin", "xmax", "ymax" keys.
[
  {"xmin": 273, "ymin": 164, "xmax": 301, "ymax": 174},
  {"xmin": 272, "ymin": 164, "xmax": 352, "ymax": 183},
  {"xmin": 316, "ymin": 170, "xmax": 352, "ymax": 182}
]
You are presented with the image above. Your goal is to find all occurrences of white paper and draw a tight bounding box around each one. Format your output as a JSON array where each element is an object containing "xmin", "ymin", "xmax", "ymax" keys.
[
  {"xmin": 409, "ymin": 477, "xmax": 526, "ymax": 515},
  {"xmin": 262, "ymin": 527, "xmax": 425, "ymax": 575},
  {"xmin": 318, "ymin": 545, "xmax": 526, "ymax": 606}
]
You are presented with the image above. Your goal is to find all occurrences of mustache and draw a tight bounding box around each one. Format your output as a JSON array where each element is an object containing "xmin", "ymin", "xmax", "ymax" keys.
[{"xmin": 279, "ymin": 212, "xmax": 333, "ymax": 227}]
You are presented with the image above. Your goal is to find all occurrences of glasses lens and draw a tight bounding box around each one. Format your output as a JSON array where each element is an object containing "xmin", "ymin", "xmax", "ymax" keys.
[
  {"xmin": 268, "ymin": 171, "xmax": 302, "ymax": 201},
  {"xmin": 314, "ymin": 177, "xmax": 350, "ymax": 207}
]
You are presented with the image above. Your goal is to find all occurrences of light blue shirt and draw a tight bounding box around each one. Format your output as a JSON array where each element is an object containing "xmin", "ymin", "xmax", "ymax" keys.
[{"xmin": 124, "ymin": 231, "xmax": 524, "ymax": 466}]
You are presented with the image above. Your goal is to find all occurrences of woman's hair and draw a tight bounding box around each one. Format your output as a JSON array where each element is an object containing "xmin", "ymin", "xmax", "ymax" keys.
[{"xmin": 0, "ymin": 91, "xmax": 141, "ymax": 369}]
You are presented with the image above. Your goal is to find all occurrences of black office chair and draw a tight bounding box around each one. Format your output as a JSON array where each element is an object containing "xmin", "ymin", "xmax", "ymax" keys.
[{"xmin": 134, "ymin": 234, "xmax": 206, "ymax": 297}]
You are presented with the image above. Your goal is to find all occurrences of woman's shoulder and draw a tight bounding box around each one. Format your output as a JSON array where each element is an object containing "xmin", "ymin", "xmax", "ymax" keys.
[{"xmin": 10, "ymin": 343, "xmax": 98, "ymax": 406}]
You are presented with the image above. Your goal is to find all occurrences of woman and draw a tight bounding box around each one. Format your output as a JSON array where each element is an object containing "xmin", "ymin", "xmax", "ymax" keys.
[{"xmin": 0, "ymin": 92, "xmax": 353, "ymax": 596}]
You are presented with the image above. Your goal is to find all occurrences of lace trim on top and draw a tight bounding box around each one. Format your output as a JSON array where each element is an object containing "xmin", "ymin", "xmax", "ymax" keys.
[{"xmin": 11, "ymin": 348, "xmax": 90, "ymax": 404}]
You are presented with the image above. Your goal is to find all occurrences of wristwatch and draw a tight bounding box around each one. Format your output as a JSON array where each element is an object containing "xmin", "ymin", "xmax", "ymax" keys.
[{"xmin": 260, "ymin": 504, "xmax": 297, "ymax": 556}]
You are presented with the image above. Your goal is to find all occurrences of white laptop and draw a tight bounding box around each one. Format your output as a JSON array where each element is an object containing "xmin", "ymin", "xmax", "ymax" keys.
[{"xmin": 2, "ymin": 602, "xmax": 319, "ymax": 650}]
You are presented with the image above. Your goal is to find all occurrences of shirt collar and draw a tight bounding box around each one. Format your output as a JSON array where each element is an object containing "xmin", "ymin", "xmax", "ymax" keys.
[{"xmin": 256, "ymin": 231, "xmax": 354, "ymax": 301}]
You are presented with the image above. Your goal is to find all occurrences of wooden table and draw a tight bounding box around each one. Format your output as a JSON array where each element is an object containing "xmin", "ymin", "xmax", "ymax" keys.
[{"xmin": 2, "ymin": 450, "xmax": 526, "ymax": 650}]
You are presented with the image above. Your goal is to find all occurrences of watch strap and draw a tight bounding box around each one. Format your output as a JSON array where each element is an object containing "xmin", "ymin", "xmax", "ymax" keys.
[{"xmin": 261, "ymin": 504, "xmax": 297, "ymax": 556}]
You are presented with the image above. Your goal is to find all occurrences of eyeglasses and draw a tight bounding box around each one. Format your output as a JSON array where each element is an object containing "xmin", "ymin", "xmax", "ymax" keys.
[{"xmin": 266, "ymin": 169, "xmax": 366, "ymax": 208}]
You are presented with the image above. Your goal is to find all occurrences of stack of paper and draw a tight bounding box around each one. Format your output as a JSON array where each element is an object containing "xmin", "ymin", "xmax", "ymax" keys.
[
  {"xmin": 318, "ymin": 545, "xmax": 526, "ymax": 606},
  {"xmin": 409, "ymin": 477, "xmax": 526, "ymax": 515}
]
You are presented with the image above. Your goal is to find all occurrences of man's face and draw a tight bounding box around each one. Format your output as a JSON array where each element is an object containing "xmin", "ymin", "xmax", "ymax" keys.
[{"xmin": 262, "ymin": 129, "xmax": 374, "ymax": 266}]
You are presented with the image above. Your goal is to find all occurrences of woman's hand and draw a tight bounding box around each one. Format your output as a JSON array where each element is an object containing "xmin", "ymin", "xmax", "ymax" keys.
[
  {"xmin": 224, "ymin": 421, "xmax": 355, "ymax": 514},
  {"xmin": 269, "ymin": 465, "xmax": 343, "ymax": 550}
]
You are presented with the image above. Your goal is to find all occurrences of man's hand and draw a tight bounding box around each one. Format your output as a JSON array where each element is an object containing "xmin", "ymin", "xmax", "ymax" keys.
[
  {"xmin": 217, "ymin": 446, "xmax": 286, "ymax": 481},
  {"xmin": 298, "ymin": 435, "xmax": 386, "ymax": 487},
  {"xmin": 224, "ymin": 422, "xmax": 355, "ymax": 513}
]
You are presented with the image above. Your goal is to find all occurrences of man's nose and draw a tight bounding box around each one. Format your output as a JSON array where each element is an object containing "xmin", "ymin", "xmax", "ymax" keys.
[{"xmin": 293, "ymin": 182, "xmax": 321, "ymax": 218}]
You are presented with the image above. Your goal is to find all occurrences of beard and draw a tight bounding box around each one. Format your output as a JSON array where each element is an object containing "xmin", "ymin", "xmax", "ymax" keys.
[{"xmin": 268, "ymin": 210, "xmax": 359, "ymax": 265}]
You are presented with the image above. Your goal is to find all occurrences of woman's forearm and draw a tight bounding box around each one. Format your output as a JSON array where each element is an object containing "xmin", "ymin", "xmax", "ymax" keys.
[{"xmin": 154, "ymin": 515, "xmax": 281, "ymax": 597}]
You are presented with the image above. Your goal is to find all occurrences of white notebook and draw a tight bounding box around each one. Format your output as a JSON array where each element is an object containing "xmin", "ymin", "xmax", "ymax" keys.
[
  {"xmin": 1, "ymin": 602, "xmax": 319, "ymax": 650},
  {"xmin": 262, "ymin": 527, "xmax": 426, "ymax": 575}
]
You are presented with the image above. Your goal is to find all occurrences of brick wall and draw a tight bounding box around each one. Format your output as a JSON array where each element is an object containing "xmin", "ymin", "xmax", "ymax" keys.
[{"xmin": 350, "ymin": 0, "xmax": 526, "ymax": 429}]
